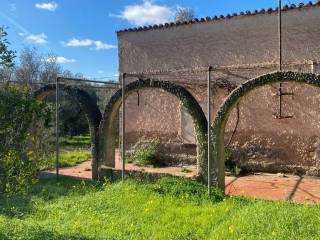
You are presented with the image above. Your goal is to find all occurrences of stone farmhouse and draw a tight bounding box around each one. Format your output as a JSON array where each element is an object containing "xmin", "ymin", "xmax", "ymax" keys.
[{"xmin": 117, "ymin": 2, "xmax": 320, "ymax": 175}]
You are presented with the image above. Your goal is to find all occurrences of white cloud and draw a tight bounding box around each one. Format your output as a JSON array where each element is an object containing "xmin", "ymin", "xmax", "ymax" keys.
[
  {"xmin": 46, "ymin": 56, "xmax": 76, "ymax": 64},
  {"xmin": 112, "ymin": 0, "xmax": 174, "ymax": 26},
  {"xmin": 63, "ymin": 38, "xmax": 116, "ymax": 50},
  {"xmin": 26, "ymin": 33, "xmax": 48, "ymax": 44},
  {"xmin": 35, "ymin": 2, "xmax": 58, "ymax": 11},
  {"xmin": 97, "ymin": 70, "xmax": 104, "ymax": 74}
]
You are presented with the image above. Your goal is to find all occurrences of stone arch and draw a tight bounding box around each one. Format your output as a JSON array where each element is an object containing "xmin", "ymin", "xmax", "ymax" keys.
[
  {"xmin": 33, "ymin": 83, "xmax": 102, "ymax": 180},
  {"xmin": 211, "ymin": 71, "xmax": 320, "ymax": 190},
  {"xmin": 99, "ymin": 79, "xmax": 208, "ymax": 180}
]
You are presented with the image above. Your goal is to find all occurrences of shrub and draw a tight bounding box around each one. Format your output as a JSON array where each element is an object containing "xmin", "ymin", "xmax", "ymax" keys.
[
  {"xmin": 127, "ymin": 140, "xmax": 165, "ymax": 167},
  {"xmin": 0, "ymin": 84, "xmax": 50, "ymax": 193},
  {"xmin": 225, "ymin": 148, "xmax": 242, "ymax": 176}
]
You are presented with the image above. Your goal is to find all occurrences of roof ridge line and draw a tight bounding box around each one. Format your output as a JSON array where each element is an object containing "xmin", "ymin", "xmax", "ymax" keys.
[{"xmin": 117, "ymin": 1, "xmax": 319, "ymax": 34}]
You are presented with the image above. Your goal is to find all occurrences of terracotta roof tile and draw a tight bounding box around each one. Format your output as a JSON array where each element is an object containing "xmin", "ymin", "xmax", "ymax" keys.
[{"xmin": 117, "ymin": 1, "xmax": 319, "ymax": 34}]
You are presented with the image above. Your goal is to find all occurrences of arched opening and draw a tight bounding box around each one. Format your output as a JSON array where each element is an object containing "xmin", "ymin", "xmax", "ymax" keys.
[
  {"xmin": 211, "ymin": 71, "xmax": 320, "ymax": 190},
  {"xmin": 98, "ymin": 79, "xmax": 208, "ymax": 180},
  {"xmin": 33, "ymin": 84, "xmax": 102, "ymax": 180}
]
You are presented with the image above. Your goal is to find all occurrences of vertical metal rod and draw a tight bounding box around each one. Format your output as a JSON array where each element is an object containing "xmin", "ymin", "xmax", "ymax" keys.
[
  {"xmin": 311, "ymin": 61, "xmax": 315, "ymax": 74},
  {"xmin": 278, "ymin": 0, "xmax": 282, "ymax": 71},
  {"xmin": 55, "ymin": 77, "xmax": 60, "ymax": 179},
  {"xmin": 121, "ymin": 73, "xmax": 126, "ymax": 181},
  {"xmin": 207, "ymin": 66, "xmax": 212, "ymax": 194},
  {"xmin": 278, "ymin": 0, "xmax": 283, "ymax": 118}
]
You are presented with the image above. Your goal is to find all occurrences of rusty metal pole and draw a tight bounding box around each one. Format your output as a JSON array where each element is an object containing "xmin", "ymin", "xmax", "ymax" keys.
[
  {"xmin": 121, "ymin": 73, "xmax": 126, "ymax": 181},
  {"xmin": 55, "ymin": 77, "xmax": 60, "ymax": 179},
  {"xmin": 207, "ymin": 66, "xmax": 212, "ymax": 194},
  {"xmin": 278, "ymin": 0, "xmax": 283, "ymax": 118}
]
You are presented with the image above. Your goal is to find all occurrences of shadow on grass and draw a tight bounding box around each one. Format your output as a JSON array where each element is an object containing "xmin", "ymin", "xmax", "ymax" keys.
[
  {"xmin": 0, "ymin": 176, "xmax": 100, "ymax": 218},
  {"xmin": 1, "ymin": 230, "xmax": 95, "ymax": 240}
]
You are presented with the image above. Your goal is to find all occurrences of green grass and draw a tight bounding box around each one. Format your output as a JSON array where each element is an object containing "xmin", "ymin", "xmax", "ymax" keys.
[
  {"xmin": 45, "ymin": 135, "xmax": 91, "ymax": 169},
  {"xmin": 47, "ymin": 149, "xmax": 91, "ymax": 168},
  {"xmin": 58, "ymin": 149, "xmax": 91, "ymax": 167},
  {"xmin": 0, "ymin": 177, "xmax": 320, "ymax": 240},
  {"xmin": 60, "ymin": 135, "xmax": 91, "ymax": 148}
]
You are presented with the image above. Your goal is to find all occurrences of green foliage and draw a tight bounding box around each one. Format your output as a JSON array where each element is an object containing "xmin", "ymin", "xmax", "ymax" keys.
[
  {"xmin": 127, "ymin": 140, "xmax": 165, "ymax": 167},
  {"xmin": 60, "ymin": 104, "xmax": 89, "ymax": 136},
  {"xmin": 46, "ymin": 149, "xmax": 91, "ymax": 168},
  {"xmin": 153, "ymin": 177, "xmax": 224, "ymax": 202},
  {"xmin": 60, "ymin": 135, "xmax": 91, "ymax": 147},
  {"xmin": 225, "ymin": 148, "xmax": 242, "ymax": 176},
  {"xmin": 59, "ymin": 90, "xmax": 98, "ymax": 137},
  {"xmin": 0, "ymin": 84, "xmax": 50, "ymax": 193},
  {"xmin": 0, "ymin": 178, "xmax": 320, "ymax": 239},
  {"xmin": 0, "ymin": 26, "xmax": 16, "ymax": 68},
  {"xmin": 181, "ymin": 167, "xmax": 193, "ymax": 173}
]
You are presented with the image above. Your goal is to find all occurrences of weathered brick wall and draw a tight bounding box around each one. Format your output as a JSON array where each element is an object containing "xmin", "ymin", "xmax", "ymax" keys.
[{"xmin": 118, "ymin": 6, "xmax": 320, "ymax": 174}]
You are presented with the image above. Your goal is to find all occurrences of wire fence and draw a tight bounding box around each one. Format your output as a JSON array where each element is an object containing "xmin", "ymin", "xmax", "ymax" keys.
[
  {"xmin": 0, "ymin": 77, "xmax": 120, "ymax": 179},
  {"xmin": 0, "ymin": 61, "xmax": 319, "ymax": 182},
  {"xmin": 120, "ymin": 60, "xmax": 320, "ymax": 189},
  {"xmin": 1, "ymin": 1, "xmax": 320, "ymax": 188}
]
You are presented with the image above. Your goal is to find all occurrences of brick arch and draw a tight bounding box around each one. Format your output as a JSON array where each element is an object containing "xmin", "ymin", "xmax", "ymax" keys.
[
  {"xmin": 99, "ymin": 79, "xmax": 208, "ymax": 180},
  {"xmin": 211, "ymin": 71, "xmax": 320, "ymax": 190},
  {"xmin": 33, "ymin": 83, "xmax": 102, "ymax": 180}
]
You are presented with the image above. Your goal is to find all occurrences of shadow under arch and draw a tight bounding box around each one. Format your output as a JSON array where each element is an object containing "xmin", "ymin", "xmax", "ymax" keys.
[
  {"xmin": 211, "ymin": 71, "xmax": 320, "ymax": 190},
  {"xmin": 98, "ymin": 79, "xmax": 208, "ymax": 180},
  {"xmin": 33, "ymin": 83, "xmax": 102, "ymax": 180}
]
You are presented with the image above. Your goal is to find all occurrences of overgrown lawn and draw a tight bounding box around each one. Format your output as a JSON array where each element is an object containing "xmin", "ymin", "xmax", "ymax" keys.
[{"xmin": 0, "ymin": 177, "xmax": 319, "ymax": 240}]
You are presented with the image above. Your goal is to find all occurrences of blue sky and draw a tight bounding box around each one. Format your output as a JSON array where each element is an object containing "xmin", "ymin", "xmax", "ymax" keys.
[{"xmin": 0, "ymin": 0, "xmax": 312, "ymax": 81}]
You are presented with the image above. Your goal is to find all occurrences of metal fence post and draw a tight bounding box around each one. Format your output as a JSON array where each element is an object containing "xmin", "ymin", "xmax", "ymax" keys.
[
  {"xmin": 55, "ymin": 77, "xmax": 60, "ymax": 179},
  {"xmin": 207, "ymin": 66, "xmax": 212, "ymax": 194},
  {"xmin": 311, "ymin": 60, "xmax": 316, "ymax": 74},
  {"xmin": 278, "ymin": 0, "xmax": 283, "ymax": 118},
  {"xmin": 121, "ymin": 73, "xmax": 126, "ymax": 181}
]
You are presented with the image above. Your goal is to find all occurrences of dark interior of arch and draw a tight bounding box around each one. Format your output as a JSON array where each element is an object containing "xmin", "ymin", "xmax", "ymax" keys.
[
  {"xmin": 98, "ymin": 79, "xmax": 208, "ymax": 181},
  {"xmin": 33, "ymin": 84, "xmax": 102, "ymax": 180},
  {"xmin": 211, "ymin": 71, "xmax": 320, "ymax": 190}
]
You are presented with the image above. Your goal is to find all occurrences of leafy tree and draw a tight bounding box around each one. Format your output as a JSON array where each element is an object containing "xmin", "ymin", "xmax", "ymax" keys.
[
  {"xmin": 0, "ymin": 84, "xmax": 51, "ymax": 193},
  {"xmin": 0, "ymin": 26, "xmax": 16, "ymax": 68}
]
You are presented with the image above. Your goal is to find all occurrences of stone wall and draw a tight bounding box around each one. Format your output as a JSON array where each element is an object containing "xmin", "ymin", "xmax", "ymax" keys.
[{"xmin": 118, "ymin": 5, "xmax": 320, "ymax": 174}]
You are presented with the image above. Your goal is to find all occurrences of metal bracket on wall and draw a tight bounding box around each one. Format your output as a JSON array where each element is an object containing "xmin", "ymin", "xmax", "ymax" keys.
[
  {"xmin": 275, "ymin": 85, "xmax": 294, "ymax": 119},
  {"xmin": 137, "ymin": 91, "xmax": 140, "ymax": 106},
  {"xmin": 276, "ymin": 0, "xmax": 294, "ymax": 120}
]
